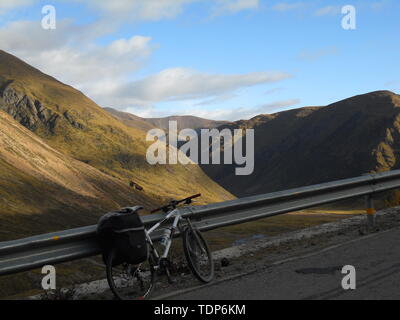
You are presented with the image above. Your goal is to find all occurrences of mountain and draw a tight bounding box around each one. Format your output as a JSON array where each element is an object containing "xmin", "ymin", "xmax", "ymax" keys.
[
  {"xmin": 144, "ymin": 115, "xmax": 229, "ymax": 132},
  {"xmin": 201, "ymin": 91, "xmax": 400, "ymax": 197},
  {"xmin": 0, "ymin": 50, "xmax": 234, "ymax": 228},
  {"xmin": 0, "ymin": 110, "xmax": 160, "ymax": 240},
  {"xmin": 105, "ymin": 107, "xmax": 229, "ymax": 133},
  {"xmin": 104, "ymin": 107, "xmax": 156, "ymax": 133}
]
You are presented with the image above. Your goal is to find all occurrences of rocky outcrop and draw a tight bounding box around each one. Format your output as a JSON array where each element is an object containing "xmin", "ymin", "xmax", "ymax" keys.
[
  {"xmin": 63, "ymin": 110, "xmax": 85, "ymax": 130},
  {"xmin": 0, "ymin": 81, "xmax": 84, "ymax": 134}
]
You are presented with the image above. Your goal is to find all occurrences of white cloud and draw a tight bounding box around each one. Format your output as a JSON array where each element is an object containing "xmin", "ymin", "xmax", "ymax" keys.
[
  {"xmin": 0, "ymin": 0, "xmax": 34, "ymax": 12},
  {"xmin": 125, "ymin": 98, "xmax": 300, "ymax": 121},
  {"xmin": 27, "ymin": 36, "xmax": 152, "ymax": 85},
  {"xmin": 0, "ymin": 19, "xmax": 120, "ymax": 53},
  {"xmin": 189, "ymin": 99, "xmax": 300, "ymax": 120},
  {"xmin": 0, "ymin": 0, "xmax": 285, "ymax": 120},
  {"xmin": 0, "ymin": 7, "xmax": 287, "ymax": 114},
  {"xmin": 106, "ymin": 36, "xmax": 152, "ymax": 55},
  {"xmin": 0, "ymin": 19, "xmax": 155, "ymax": 99},
  {"xmin": 213, "ymin": 0, "xmax": 259, "ymax": 15},
  {"xmin": 79, "ymin": 0, "xmax": 260, "ymax": 20},
  {"xmin": 74, "ymin": 0, "xmax": 197, "ymax": 21},
  {"xmin": 0, "ymin": 20, "xmax": 74, "ymax": 52},
  {"xmin": 1, "ymin": 0, "xmax": 260, "ymax": 20},
  {"xmin": 0, "ymin": 17, "xmax": 292, "ymax": 111},
  {"xmin": 104, "ymin": 68, "xmax": 292, "ymax": 108},
  {"xmin": 315, "ymin": 6, "xmax": 341, "ymax": 16},
  {"xmin": 194, "ymin": 93, "xmax": 238, "ymax": 106},
  {"xmin": 272, "ymin": 2, "xmax": 305, "ymax": 12}
]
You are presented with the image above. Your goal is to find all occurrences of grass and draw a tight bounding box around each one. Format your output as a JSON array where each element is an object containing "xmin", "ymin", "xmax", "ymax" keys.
[
  {"xmin": 205, "ymin": 209, "xmax": 363, "ymax": 251},
  {"xmin": 0, "ymin": 259, "xmax": 106, "ymax": 299}
]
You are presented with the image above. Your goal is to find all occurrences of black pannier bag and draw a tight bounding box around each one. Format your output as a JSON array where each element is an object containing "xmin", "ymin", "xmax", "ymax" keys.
[{"xmin": 97, "ymin": 206, "xmax": 148, "ymax": 266}]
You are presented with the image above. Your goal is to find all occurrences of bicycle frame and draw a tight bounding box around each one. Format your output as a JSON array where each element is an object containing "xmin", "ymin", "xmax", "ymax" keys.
[{"xmin": 145, "ymin": 208, "xmax": 182, "ymax": 260}]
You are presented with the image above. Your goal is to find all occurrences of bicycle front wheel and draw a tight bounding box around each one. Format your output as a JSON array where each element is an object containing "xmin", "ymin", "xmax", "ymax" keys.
[
  {"xmin": 106, "ymin": 248, "xmax": 156, "ymax": 300},
  {"xmin": 183, "ymin": 227, "xmax": 214, "ymax": 283}
]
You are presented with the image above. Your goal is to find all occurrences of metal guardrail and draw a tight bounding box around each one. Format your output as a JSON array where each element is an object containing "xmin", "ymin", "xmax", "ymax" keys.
[{"xmin": 1, "ymin": 170, "xmax": 400, "ymax": 277}]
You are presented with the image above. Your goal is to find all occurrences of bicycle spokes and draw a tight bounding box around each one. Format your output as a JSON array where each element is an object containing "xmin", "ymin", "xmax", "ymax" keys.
[
  {"xmin": 107, "ymin": 253, "xmax": 155, "ymax": 300},
  {"xmin": 183, "ymin": 227, "xmax": 214, "ymax": 283}
]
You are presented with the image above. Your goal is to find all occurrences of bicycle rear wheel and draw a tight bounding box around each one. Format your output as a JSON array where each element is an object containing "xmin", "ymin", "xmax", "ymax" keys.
[
  {"xmin": 183, "ymin": 227, "xmax": 214, "ymax": 283},
  {"xmin": 106, "ymin": 248, "xmax": 156, "ymax": 300}
]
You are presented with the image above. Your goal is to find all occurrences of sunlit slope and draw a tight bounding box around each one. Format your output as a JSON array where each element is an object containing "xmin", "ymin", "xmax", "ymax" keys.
[
  {"xmin": 0, "ymin": 111, "xmax": 163, "ymax": 240},
  {"xmin": 104, "ymin": 107, "xmax": 156, "ymax": 132},
  {"xmin": 0, "ymin": 50, "xmax": 234, "ymax": 204}
]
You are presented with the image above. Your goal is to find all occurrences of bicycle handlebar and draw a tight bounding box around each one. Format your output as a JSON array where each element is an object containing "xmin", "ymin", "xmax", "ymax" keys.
[{"xmin": 150, "ymin": 193, "xmax": 201, "ymax": 213}]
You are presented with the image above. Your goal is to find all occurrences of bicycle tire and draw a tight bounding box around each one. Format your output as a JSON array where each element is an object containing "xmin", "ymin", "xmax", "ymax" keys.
[
  {"xmin": 106, "ymin": 248, "xmax": 156, "ymax": 300},
  {"xmin": 183, "ymin": 227, "xmax": 214, "ymax": 283}
]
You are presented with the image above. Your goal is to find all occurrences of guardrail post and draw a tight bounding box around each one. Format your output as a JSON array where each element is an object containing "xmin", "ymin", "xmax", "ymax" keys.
[{"xmin": 365, "ymin": 194, "xmax": 376, "ymax": 230}]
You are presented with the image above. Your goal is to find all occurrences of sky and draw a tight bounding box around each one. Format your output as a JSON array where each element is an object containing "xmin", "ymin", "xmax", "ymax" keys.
[{"xmin": 0, "ymin": 0, "xmax": 399, "ymax": 121}]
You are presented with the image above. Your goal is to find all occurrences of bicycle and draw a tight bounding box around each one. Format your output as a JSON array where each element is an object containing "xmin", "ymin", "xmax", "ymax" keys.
[{"xmin": 106, "ymin": 193, "xmax": 214, "ymax": 300}]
